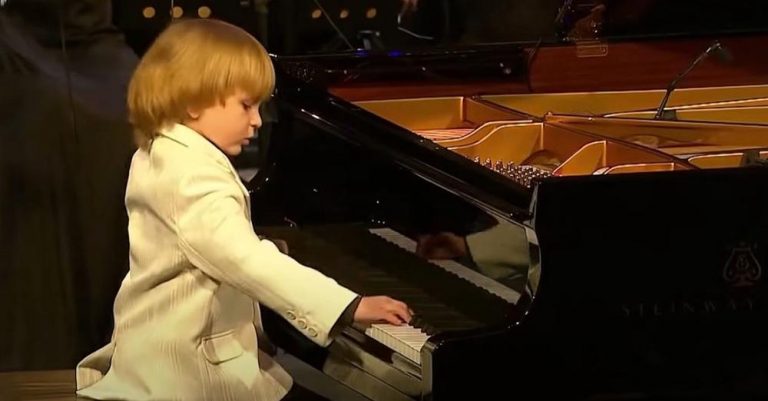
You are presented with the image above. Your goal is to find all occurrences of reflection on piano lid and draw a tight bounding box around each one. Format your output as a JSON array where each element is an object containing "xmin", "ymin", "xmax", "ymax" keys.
[{"xmin": 370, "ymin": 228, "xmax": 521, "ymax": 304}]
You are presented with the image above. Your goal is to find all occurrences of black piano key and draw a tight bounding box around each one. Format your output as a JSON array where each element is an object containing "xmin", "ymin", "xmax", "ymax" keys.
[{"xmin": 409, "ymin": 314, "xmax": 438, "ymax": 335}]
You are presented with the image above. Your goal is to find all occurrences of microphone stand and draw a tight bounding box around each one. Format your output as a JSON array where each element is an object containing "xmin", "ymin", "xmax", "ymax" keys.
[{"xmin": 654, "ymin": 41, "xmax": 731, "ymax": 120}]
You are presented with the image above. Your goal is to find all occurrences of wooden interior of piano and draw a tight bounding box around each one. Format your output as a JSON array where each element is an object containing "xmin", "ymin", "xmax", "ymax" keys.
[{"xmin": 349, "ymin": 84, "xmax": 768, "ymax": 186}]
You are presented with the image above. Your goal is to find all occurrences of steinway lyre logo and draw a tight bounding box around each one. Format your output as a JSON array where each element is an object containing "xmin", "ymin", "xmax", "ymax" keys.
[{"xmin": 723, "ymin": 245, "xmax": 762, "ymax": 287}]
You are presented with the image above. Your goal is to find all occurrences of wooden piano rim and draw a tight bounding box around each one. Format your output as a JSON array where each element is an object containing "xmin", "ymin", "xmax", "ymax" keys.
[{"xmin": 544, "ymin": 120, "xmax": 700, "ymax": 170}]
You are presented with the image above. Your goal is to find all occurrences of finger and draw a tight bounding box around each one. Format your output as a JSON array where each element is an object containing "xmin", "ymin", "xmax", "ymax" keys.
[
  {"xmin": 385, "ymin": 298, "xmax": 401, "ymax": 309},
  {"xmin": 396, "ymin": 300, "xmax": 411, "ymax": 315},
  {"xmin": 392, "ymin": 305, "xmax": 412, "ymax": 324},
  {"xmin": 383, "ymin": 298, "xmax": 410, "ymax": 319},
  {"xmin": 385, "ymin": 300, "xmax": 406, "ymax": 314},
  {"xmin": 396, "ymin": 302, "xmax": 412, "ymax": 322},
  {"xmin": 384, "ymin": 312, "xmax": 404, "ymax": 326}
]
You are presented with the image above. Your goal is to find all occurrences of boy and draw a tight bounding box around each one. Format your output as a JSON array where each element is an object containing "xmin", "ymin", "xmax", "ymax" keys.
[{"xmin": 75, "ymin": 18, "xmax": 412, "ymax": 401}]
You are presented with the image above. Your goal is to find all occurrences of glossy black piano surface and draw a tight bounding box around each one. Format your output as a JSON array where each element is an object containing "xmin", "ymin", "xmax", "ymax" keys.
[
  {"xmin": 224, "ymin": 2, "xmax": 768, "ymax": 400},
  {"xmin": 234, "ymin": 56, "xmax": 768, "ymax": 399}
]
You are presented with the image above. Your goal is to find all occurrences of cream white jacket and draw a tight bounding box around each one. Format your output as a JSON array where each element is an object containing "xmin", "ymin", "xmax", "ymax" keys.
[{"xmin": 75, "ymin": 123, "xmax": 358, "ymax": 401}]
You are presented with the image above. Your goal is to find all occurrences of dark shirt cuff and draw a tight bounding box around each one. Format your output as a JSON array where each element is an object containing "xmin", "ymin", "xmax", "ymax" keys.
[{"xmin": 329, "ymin": 295, "xmax": 362, "ymax": 338}]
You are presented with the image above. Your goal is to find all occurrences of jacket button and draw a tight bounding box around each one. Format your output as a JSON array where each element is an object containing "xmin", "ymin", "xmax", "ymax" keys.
[
  {"xmin": 286, "ymin": 311, "xmax": 296, "ymax": 320},
  {"xmin": 297, "ymin": 319, "xmax": 307, "ymax": 329},
  {"xmin": 307, "ymin": 327, "xmax": 318, "ymax": 337}
]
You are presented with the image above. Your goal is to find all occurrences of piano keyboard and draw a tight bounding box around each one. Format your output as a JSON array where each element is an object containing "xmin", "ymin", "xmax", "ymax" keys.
[
  {"xmin": 363, "ymin": 323, "xmax": 429, "ymax": 366},
  {"xmin": 369, "ymin": 228, "xmax": 520, "ymax": 304},
  {"xmin": 256, "ymin": 224, "xmax": 514, "ymax": 369}
]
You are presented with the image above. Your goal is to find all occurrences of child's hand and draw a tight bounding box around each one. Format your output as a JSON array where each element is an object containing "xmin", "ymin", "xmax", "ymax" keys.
[{"xmin": 354, "ymin": 296, "xmax": 413, "ymax": 326}]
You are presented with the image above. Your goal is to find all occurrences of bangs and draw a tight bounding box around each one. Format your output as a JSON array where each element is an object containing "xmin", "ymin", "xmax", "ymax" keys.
[
  {"xmin": 195, "ymin": 30, "xmax": 275, "ymax": 107},
  {"xmin": 226, "ymin": 48, "xmax": 275, "ymax": 103}
]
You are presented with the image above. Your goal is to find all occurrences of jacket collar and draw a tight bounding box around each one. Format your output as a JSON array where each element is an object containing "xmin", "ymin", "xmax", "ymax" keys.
[
  {"xmin": 158, "ymin": 123, "xmax": 232, "ymax": 168},
  {"xmin": 157, "ymin": 123, "xmax": 251, "ymax": 201}
]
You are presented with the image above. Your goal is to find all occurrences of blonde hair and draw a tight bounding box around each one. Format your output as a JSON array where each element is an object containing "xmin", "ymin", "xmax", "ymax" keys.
[{"xmin": 127, "ymin": 18, "xmax": 275, "ymax": 149}]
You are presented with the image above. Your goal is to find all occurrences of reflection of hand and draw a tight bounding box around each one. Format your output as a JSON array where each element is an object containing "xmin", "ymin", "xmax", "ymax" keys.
[
  {"xmin": 416, "ymin": 232, "xmax": 467, "ymax": 260},
  {"xmin": 354, "ymin": 296, "xmax": 413, "ymax": 325},
  {"xmin": 401, "ymin": 0, "xmax": 418, "ymax": 13}
]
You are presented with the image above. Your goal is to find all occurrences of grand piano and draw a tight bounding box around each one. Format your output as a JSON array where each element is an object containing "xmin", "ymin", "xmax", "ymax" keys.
[
  {"xmin": 3, "ymin": 0, "xmax": 768, "ymax": 400},
  {"xmin": 232, "ymin": 1, "xmax": 768, "ymax": 400}
]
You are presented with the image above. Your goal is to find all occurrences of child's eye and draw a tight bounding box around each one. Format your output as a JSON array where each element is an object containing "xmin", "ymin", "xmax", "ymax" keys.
[{"xmin": 241, "ymin": 102, "xmax": 253, "ymax": 110}]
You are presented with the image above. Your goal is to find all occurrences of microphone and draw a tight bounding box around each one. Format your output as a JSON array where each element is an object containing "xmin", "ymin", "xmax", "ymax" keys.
[{"xmin": 654, "ymin": 41, "xmax": 732, "ymax": 120}]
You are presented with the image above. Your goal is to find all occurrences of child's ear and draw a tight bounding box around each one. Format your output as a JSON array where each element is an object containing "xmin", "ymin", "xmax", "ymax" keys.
[{"xmin": 186, "ymin": 107, "xmax": 200, "ymax": 120}]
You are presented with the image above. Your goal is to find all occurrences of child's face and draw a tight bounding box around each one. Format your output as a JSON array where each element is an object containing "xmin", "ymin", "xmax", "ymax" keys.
[{"xmin": 186, "ymin": 89, "xmax": 262, "ymax": 156}]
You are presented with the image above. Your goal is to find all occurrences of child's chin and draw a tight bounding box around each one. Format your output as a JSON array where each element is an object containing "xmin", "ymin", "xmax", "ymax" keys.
[{"xmin": 224, "ymin": 145, "xmax": 242, "ymax": 156}]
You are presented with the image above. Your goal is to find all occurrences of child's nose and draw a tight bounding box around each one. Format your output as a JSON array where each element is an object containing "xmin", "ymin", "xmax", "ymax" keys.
[{"xmin": 250, "ymin": 110, "xmax": 262, "ymax": 129}]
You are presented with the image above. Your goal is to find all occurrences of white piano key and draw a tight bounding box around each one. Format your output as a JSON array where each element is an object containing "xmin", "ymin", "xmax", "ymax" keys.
[
  {"xmin": 363, "ymin": 323, "xmax": 428, "ymax": 365},
  {"xmin": 358, "ymin": 227, "xmax": 519, "ymax": 365}
]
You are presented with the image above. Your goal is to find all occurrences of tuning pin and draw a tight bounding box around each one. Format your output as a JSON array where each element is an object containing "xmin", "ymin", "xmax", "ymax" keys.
[
  {"xmin": 473, "ymin": 156, "xmax": 481, "ymax": 164},
  {"xmin": 483, "ymin": 158, "xmax": 492, "ymax": 168},
  {"xmin": 502, "ymin": 164, "xmax": 511, "ymax": 176},
  {"xmin": 494, "ymin": 160, "xmax": 505, "ymax": 172}
]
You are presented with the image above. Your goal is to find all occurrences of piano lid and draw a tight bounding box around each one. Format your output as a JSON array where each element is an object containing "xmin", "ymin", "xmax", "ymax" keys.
[
  {"xmin": 271, "ymin": 44, "xmax": 529, "ymax": 90},
  {"xmin": 109, "ymin": 1, "xmax": 768, "ymax": 63},
  {"xmin": 559, "ymin": 0, "xmax": 768, "ymax": 43},
  {"xmin": 267, "ymin": 0, "xmax": 768, "ymax": 55},
  {"xmin": 265, "ymin": 0, "xmax": 768, "ymax": 99},
  {"xmin": 107, "ymin": 1, "xmax": 768, "ymax": 97}
]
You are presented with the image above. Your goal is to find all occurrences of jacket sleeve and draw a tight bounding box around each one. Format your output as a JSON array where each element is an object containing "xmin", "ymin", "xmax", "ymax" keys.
[{"xmin": 173, "ymin": 163, "xmax": 358, "ymax": 347}]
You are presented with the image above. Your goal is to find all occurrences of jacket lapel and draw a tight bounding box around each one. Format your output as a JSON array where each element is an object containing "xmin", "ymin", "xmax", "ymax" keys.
[{"xmin": 159, "ymin": 124, "xmax": 252, "ymax": 220}]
